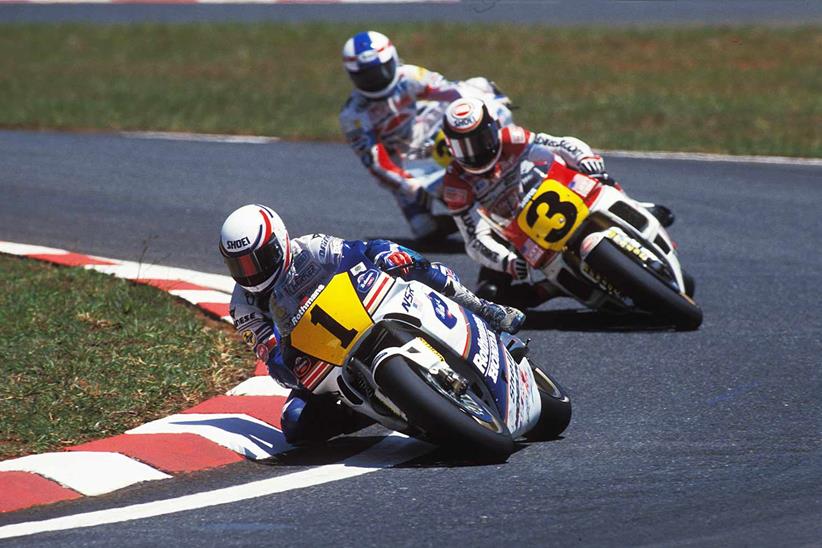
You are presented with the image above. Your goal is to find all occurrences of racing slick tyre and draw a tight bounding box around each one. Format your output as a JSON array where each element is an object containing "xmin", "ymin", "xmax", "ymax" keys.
[
  {"xmin": 524, "ymin": 361, "xmax": 572, "ymax": 441},
  {"xmin": 375, "ymin": 356, "xmax": 515, "ymax": 462},
  {"xmin": 585, "ymin": 239, "xmax": 703, "ymax": 331}
]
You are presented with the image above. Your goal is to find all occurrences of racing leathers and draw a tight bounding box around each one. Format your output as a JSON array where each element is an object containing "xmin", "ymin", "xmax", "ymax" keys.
[
  {"xmin": 340, "ymin": 64, "xmax": 510, "ymax": 238},
  {"xmin": 443, "ymin": 124, "xmax": 606, "ymax": 278},
  {"xmin": 229, "ymin": 233, "xmax": 524, "ymax": 445}
]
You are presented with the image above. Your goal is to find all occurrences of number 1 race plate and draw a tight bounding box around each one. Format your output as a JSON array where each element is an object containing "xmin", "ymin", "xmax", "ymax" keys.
[{"xmin": 290, "ymin": 272, "xmax": 374, "ymax": 366}]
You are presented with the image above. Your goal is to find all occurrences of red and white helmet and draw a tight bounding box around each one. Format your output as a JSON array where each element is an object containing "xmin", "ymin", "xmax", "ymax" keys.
[
  {"xmin": 443, "ymin": 97, "xmax": 502, "ymax": 174},
  {"xmin": 219, "ymin": 204, "xmax": 291, "ymax": 293},
  {"xmin": 342, "ymin": 31, "xmax": 399, "ymax": 99}
]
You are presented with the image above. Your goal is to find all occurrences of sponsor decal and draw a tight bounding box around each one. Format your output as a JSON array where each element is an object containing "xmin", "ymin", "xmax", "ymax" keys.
[
  {"xmin": 427, "ymin": 292, "xmax": 457, "ymax": 329},
  {"xmin": 242, "ymin": 329, "xmax": 256, "ymax": 346},
  {"xmin": 350, "ymin": 262, "xmax": 367, "ymax": 276},
  {"xmin": 471, "ymin": 319, "xmax": 500, "ymax": 383},
  {"xmin": 568, "ymin": 174, "xmax": 596, "ymax": 198},
  {"xmin": 521, "ymin": 239, "xmax": 544, "ymax": 264},
  {"xmin": 233, "ymin": 313, "xmax": 255, "ymax": 328},
  {"xmin": 293, "ymin": 356, "xmax": 313, "ymax": 378},
  {"xmin": 443, "ymin": 186, "xmax": 469, "ymax": 205},
  {"xmin": 285, "ymin": 263, "xmax": 318, "ymax": 294},
  {"xmin": 417, "ymin": 337, "xmax": 444, "ymax": 362},
  {"xmin": 401, "ymin": 285, "xmax": 415, "ymax": 312},
  {"xmin": 356, "ymin": 269, "xmax": 380, "ymax": 293},
  {"xmin": 606, "ymin": 228, "xmax": 654, "ymax": 262},
  {"xmin": 453, "ymin": 102, "xmax": 472, "ymax": 117},
  {"xmin": 255, "ymin": 342, "xmax": 270, "ymax": 362},
  {"xmin": 224, "ymin": 236, "xmax": 250, "ymax": 250},
  {"xmin": 290, "ymin": 284, "xmax": 326, "ymax": 328},
  {"xmin": 509, "ymin": 126, "xmax": 526, "ymax": 144}
]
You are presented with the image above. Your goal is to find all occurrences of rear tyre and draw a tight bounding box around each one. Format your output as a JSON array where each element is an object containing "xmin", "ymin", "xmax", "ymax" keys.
[
  {"xmin": 524, "ymin": 362, "xmax": 572, "ymax": 441},
  {"xmin": 375, "ymin": 356, "xmax": 515, "ymax": 462},
  {"xmin": 585, "ymin": 239, "xmax": 703, "ymax": 330}
]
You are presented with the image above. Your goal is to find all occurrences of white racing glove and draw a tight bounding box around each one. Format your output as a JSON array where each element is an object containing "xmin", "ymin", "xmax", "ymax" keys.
[
  {"xmin": 504, "ymin": 254, "xmax": 529, "ymax": 281},
  {"xmin": 577, "ymin": 154, "xmax": 607, "ymax": 176}
]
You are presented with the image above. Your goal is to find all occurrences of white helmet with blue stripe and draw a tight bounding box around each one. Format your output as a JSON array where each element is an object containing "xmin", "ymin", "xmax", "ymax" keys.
[{"xmin": 342, "ymin": 31, "xmax": 399, "ymax": 99}]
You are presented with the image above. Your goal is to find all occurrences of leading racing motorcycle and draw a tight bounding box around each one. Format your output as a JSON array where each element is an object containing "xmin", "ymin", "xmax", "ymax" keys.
[
  {"xmin": 285, "ymin": 242, "xmax": 571, "ymax": 461},
  {"xmin": 480, "ymin": 160, "xmax": 703, "ymax": 330}
]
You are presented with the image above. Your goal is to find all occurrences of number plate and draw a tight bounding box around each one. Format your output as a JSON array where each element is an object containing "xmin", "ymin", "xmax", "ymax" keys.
[
  {"xmin": 290, "ymin": 272, "xmax": 374, "ymax": 366},
  {"xmin": 516, "ymin": 178, "xmax": 590, "ymax": 251}
]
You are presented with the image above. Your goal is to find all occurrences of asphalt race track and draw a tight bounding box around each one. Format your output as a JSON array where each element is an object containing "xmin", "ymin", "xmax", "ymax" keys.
[
  {"xmin": 0, "ymin": 130, "xmax": 820, "ymax": 545},
  {"xmin": 2, "ymin": 0, "xmax": 822, "ymax": 25}
]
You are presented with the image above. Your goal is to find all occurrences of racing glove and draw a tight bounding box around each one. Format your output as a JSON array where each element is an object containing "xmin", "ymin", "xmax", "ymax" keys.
[
  {"xmin": 504, "ymin": 254, "xmax": 529, "ymax": 281},
  {"xmin": 380, "ymin": 250, "xmax": 416, "ymax": 276},
  {"xmin": 577, "ymin": 155, "xmax": 606, "ymax": 176}
]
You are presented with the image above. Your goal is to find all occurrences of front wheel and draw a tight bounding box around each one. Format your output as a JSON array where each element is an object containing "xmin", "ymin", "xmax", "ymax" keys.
[
  {"xmin": 375, "ymin": 356, "xmax": 515, "ymax": 462},
  {"xmin": 585, "ymin": 239, "xmax": 703, "ymax": 330},
  {"xmin": 524, "ymin": 361, "xmax": 572, "ymax": 441}
]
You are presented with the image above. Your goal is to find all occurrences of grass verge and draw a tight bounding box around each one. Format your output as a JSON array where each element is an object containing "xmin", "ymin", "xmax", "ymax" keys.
[
  {"xmin": 0, "ymin": 255, "xmax": 250, "ymax": 460},
  {"xmin": 0, "ymin": 23, "xmax": 820, "ymax": 157}
]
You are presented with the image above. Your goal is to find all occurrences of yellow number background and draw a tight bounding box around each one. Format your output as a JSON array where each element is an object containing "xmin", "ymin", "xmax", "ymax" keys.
[
  {"xmin": 516, "ymin": 179, "xmax": 590, "ymax": 251},
  {"xmin": 290, "ymin": 273, "xmax": 374, "ymax": 366}
]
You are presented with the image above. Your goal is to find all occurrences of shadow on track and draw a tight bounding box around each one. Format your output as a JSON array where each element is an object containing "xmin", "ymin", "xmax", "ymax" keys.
[
  {"xmin": 372, "ymin": 236, "xmax": 465, "ymax": 254},
  {"xmin": 524, "ymin": 308, "xmax": 679, "ymax": 332}
]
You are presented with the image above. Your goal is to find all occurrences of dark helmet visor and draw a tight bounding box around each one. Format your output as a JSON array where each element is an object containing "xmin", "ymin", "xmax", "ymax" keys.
[
  {"xmin": 448, "ymin": 119, "xmax": 500, "ymax": 171},
  {"xmin": 349, "ymin": 58, "xmax": 397, "ymax": 94},
  {"xmin": 222, "ymin": 238, "xmax": 283, "ymax": 288}
]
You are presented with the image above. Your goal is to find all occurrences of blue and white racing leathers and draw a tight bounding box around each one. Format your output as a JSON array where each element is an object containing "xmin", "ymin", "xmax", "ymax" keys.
[{"xmin": 228, "ymin": 234, "xmax": 460, "ymax": 444}]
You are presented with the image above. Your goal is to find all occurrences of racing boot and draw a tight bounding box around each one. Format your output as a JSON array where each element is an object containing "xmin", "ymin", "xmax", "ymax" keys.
[{"xmin": 444, "ymin": 279, "xmax": 525, "ymax": 334}]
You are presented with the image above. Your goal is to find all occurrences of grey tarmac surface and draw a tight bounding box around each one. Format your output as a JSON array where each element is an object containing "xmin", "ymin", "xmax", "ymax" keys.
[
  {"xmin": 0, "ymin": 129, "xmax": 820, "ymax": 545},
  {"xmin": 2, "ymin": 0, "xmax": 821, "ymax": 25}
]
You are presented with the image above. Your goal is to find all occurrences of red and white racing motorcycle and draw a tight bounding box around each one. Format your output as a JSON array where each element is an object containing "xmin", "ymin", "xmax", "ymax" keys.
[{"xmin": 481, "ymin": 160, "xmax": 702, "ymax": 330}]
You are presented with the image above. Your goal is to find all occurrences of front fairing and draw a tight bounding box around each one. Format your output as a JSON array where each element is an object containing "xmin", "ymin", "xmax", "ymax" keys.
[{"xmin": 289, "ymin": 242, "xmax": 541, "ymax": 438}]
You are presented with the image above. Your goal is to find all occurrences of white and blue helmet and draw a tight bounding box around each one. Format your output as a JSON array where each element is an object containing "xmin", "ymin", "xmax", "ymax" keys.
[{"xmin": 342, "ymin": 31, "xmax": 399, "ymax": 99}]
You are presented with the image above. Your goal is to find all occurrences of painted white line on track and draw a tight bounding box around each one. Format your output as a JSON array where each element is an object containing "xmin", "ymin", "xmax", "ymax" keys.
[
  {"xmin": 168, "ymin": 289, "xmax": 232, "ymax": 304},
  {"xmin": 84, "ymin": 262, "xmax": 235, "ymax": 293},
  {"xmin": 127, "ymin": 413, "xmax": 290, "ymax": 460},
  {"xmin": 227, "ymin": 376, "xmax": 292, "ymax": 397},
  {"xmin": 603, "ymin": 149, "xmax": 822, "ymax": 167},
  {"xmin": 0, "ymin": 433, "xmax": 431, "ymax": 541},
  {"xmin": 122, "ymin": 131, "xmax": 279, "ymax": 145},
  {"xmin": 0, "ymin": 452, "xmax": 171, "ymax": 496},
  {"xmin": 0, "ymin": 242, "xmax": 69, "ymax": 255}
]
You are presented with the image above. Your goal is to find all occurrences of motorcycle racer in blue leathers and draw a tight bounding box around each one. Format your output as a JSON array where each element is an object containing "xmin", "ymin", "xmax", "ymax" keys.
[
  {"xmin": 340, "ymin": 30, "xmax": 511, "ymax": 241},
  {"xmin": 220, "ymin": 204, "xmax": 525, "ymax": 445}
]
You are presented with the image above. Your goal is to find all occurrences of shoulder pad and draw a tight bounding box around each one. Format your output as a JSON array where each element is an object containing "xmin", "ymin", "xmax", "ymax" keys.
[{"xmin": 501, "ymin": 126, "xmax": 530, "ymax": 156}]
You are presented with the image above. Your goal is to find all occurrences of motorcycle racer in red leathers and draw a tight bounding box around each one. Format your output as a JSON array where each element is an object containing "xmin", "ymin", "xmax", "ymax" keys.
[
  {"xmin": 441, "ymin": 97, "xmax": 675, "ymax": 303},
  {"xmin": 339, "ymin": 30, "xmax": 511, "ymax": 240}
]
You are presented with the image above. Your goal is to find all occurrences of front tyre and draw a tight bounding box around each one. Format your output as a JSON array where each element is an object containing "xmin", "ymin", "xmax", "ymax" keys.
[
  {"xmin": 524, "ymin": 361, "xmax": 572, "ymax": 441},
  {"xmin": 585, "ymin": 239, "xmax": 703, "ymax": 330},
  {"xmin": 375, "ymin": 356, "xmax": 515, "ymax": 462}
]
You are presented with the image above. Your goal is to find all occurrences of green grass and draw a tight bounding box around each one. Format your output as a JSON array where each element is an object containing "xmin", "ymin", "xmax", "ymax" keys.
[
  {"xmin": 0, "ymin": 23, "xmax": 820, "ymax": 156},
  {"xmin": 0, "ymin": 255, "xmax": 250, "ymax": 460}
]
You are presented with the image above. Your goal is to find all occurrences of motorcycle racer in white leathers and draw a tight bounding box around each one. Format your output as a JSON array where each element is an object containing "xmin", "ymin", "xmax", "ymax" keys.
[
  {"xmin": 219, "ymin": 204, "xmax": 525, "ymax": 445},
  {"xmin": 339, "ymin": 30, "xmax": 511, "ymax": 240},
  {"xmin": 440, "ymin": 97, "xmax": 675, "ymax": 302}
]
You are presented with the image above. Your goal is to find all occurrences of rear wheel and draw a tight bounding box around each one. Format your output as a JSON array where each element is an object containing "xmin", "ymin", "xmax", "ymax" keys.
[
  {"xmin": 585, "ymin": 239, "xmax": 703, "ymax": 330},
  {"xmin": 375, "ymin": 356, "xmax": 515, "ymax": 462},
  {"xmin": 524, "ymin": 362, "xmax": 572, "ymax": 441}
]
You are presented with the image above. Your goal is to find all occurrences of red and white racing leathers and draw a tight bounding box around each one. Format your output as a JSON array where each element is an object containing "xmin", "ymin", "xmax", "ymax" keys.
[
  {"xmin": 442, "ymin": 125, "xmax": 602, "ymax": 274},
  {"xmin": 340, "ymin": 64, "xmax": 507, "ymax": 237}
]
